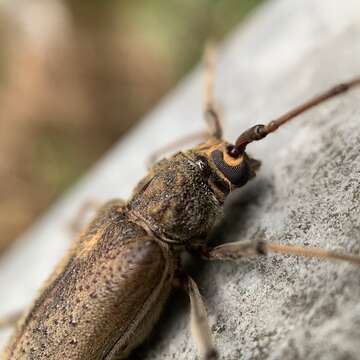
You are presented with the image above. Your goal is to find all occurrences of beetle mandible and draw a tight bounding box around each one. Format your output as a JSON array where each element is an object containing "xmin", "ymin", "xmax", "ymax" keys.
[{"xmin": 2, "ymin": 44, "xmax": 360, "ymax": 360}]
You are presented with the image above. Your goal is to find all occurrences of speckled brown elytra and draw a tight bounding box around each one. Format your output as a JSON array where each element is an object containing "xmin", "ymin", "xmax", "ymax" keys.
[{"xmin": 1, "ymin": 45, "xmax": 360, "ymax": 360}]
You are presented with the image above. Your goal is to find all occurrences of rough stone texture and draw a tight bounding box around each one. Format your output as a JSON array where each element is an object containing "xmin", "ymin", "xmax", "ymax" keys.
[{"xmin": 1, "ymin": 0, "xmax": 360, "ymax": 359}]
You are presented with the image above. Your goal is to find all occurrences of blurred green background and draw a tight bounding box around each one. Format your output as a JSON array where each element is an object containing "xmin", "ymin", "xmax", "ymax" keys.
[{"xmin": 0, "ymin": 0, "xmax": 265, "ymax": 252}]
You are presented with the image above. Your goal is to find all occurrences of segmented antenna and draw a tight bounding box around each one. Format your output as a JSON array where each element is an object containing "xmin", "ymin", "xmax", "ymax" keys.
[{"xmin": 231, "ymin": 77, "xmax": 360, "ymax": 156}]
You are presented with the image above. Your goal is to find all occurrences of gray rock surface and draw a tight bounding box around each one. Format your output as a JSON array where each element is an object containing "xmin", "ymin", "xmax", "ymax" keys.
[{"xmin": 1, "ymin": 0, "xmax": 360, "ymax": 359}]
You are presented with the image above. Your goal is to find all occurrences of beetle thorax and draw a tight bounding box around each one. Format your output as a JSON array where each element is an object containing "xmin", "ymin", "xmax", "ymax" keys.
[{"xmin": 128, "ymin": 154, "xmax": 223, "ymax": 246}]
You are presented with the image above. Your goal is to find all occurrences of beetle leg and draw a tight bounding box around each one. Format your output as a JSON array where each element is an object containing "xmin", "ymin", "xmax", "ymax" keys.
[
  {"xmin": 203, "ymin": 41, "xmax": 223, "ymax": 139},
  {"xmin": 201, "ymin": 240, "xmax": 360, "ymax": 266},
  {"xmin": 146, "ymin": 42, "xmax": 224, "ymax": 166},
  {"xmin": 0, "ymin": 310, "xmax": 22, "ymax": 329},
  {"xmin": 147, "ymin": 131, "xmax": 208, "ymax": 167},
  {"xmin": 185, "ymin": 276, "xmax": 218, "ymax": 360},
  {"xmin": 69, "ymin": 199, "xmax": 127, "ymax": 236},
  {"xmin": 68, "ymin": 199, "xmax": 103, "ymax": 235}
]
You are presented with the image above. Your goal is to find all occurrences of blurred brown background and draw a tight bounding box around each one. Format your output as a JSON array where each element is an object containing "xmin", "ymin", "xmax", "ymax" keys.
[{"xmin": 0, "ymin": 0, "xmax": 265, "ymax": 253}]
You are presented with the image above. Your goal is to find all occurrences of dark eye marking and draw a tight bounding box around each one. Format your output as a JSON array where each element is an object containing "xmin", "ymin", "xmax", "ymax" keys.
[{"xmin": 211, "ymin": 150, "xmax": 252, "ymax": 187}]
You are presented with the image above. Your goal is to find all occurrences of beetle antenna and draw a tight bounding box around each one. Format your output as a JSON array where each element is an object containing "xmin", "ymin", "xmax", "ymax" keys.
[{"xmin": 232, "ymin": 76, "xmax": 360, "ymax": 155}]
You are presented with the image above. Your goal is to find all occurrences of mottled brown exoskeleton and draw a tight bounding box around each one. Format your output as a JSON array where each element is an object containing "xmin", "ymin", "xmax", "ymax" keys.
[{"xmin": 2, "ymin": 45, "xmax": 360, "ymax": 360}]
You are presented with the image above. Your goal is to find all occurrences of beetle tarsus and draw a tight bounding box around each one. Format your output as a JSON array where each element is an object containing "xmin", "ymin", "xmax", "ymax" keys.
[{"xmin": 186, "ymin": 276, "xmax": 218, "ymax": 360}]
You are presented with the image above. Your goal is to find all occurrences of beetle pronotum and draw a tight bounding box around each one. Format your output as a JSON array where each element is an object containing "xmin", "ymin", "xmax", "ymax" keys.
[{"xmin": 1, "ymin": 44, "xmax": 360, "ymax": 360}]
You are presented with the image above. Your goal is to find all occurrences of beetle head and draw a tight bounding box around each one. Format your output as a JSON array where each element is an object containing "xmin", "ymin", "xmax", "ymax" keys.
[{"xmin": 188, "ymin": 138, "xmax": 261, "ymax": 197}]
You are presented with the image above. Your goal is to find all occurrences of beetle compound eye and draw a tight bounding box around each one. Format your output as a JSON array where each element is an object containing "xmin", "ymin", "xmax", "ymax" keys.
[{"xmin": 211, "ymin": 150, "xmax": 252, "ymax": 187}]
